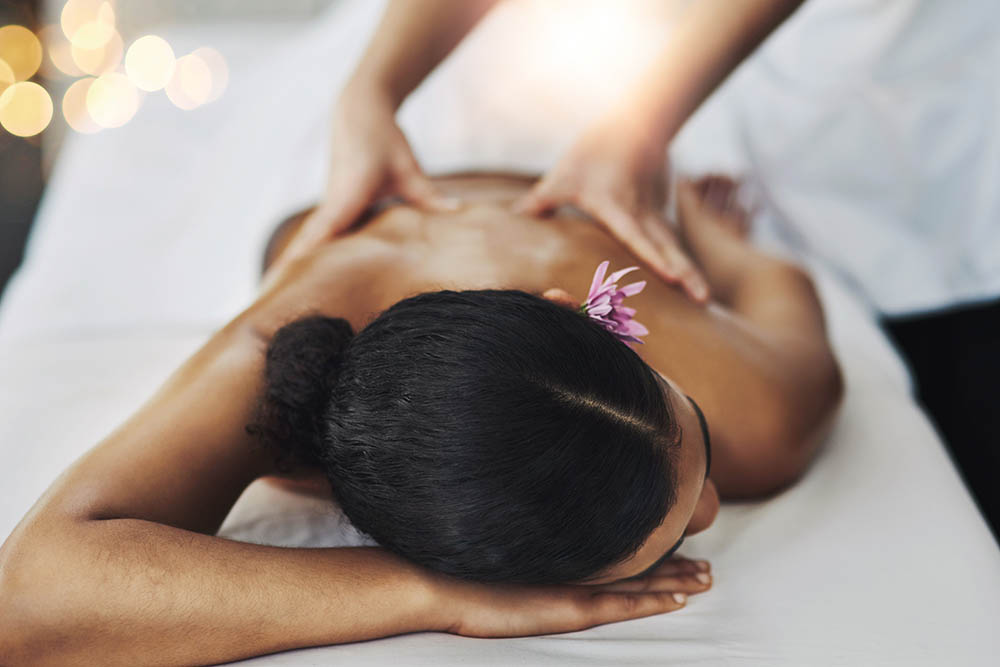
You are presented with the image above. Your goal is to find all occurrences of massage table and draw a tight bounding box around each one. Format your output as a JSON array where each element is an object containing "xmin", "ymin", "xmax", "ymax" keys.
[{"xmin": 2, "ymin": 1, "xmax": 998, "ymax": 664}]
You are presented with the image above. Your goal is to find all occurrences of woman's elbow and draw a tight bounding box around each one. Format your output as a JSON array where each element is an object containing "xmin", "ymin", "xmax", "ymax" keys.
[
  {"xmin": 728, "ymin": 359, "xmax": 845, "ymax": 498},
  {"xmin": 766, "ymin": 355, "xmax": 845, "ymax": 490},
  {"xmin": 0, "ymin": 533, "xmax": 83, "ymax": 666},
  {"xmin": 0, "ymin": 548, "xmax": 42, "ymax": 664}
]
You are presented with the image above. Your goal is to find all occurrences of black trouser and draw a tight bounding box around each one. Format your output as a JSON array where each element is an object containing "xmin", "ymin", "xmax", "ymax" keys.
[{"xmin": 883, "ymin": 298, "xmax": 1000, "ymax": 545}]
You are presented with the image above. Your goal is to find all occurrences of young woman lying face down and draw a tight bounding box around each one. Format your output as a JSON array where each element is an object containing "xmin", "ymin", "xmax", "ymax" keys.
[{"xmin": 0, "ymin": 173, "xmax": 843, "ymax": 664}]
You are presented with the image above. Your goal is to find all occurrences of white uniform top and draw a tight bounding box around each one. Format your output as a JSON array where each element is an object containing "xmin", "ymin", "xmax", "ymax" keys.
[
  {"xmin": 730, "ymin": 0, "xmax": 1000, "ymax": 316},
  {"xmin": 402, "ymin": 0, "xmax": 997, "ymax": 317}
]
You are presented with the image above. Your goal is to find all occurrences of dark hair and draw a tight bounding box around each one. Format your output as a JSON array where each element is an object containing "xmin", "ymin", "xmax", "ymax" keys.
[{"xmin": 250, "ymin": 290, "xmax": 679, "ymax": 584}]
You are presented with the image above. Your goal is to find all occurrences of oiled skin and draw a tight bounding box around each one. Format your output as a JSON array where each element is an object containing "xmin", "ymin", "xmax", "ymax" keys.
[
  {"xmin": 0, "ymin": 173, "xmax": 842, "ymax": 666},
  {"xmin": 254, "ymin": 173, "xmax": 842, "ymax": 499}
]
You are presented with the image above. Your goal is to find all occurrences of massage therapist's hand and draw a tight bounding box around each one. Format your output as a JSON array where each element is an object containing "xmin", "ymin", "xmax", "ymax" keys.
[
  {"xmin": 281, "ymin": 86, "xmax": 459, "ymax": 265},
  {"xmin": 428, "ymin": 557, "xmax": 712, "ymax": 637},
  {"xmin": 514, "ymin": 119, "xmax": 709, "ymax": 303}
]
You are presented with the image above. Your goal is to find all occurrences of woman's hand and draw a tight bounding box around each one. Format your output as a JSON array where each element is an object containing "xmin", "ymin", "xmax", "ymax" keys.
[
  {"xmin": 428, "ymin": 557, "xmax": 712, "ymax": 638},
  {"xmin": 513, "ymin": 120, "xmax": 709, "ymax": 303},
  {"xmin": 280, "ymin": 86, "xmax": 458, "ymax": 266}
]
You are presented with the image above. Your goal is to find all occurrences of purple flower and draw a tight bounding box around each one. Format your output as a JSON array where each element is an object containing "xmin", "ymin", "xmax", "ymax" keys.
[{"xmin": 580, "ymin": 260, "xmax": 649, "ymax": 345}]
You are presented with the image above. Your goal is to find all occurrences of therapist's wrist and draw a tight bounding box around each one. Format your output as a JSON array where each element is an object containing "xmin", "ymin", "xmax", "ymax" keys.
[
  {"xmin": 587, "ymin": 105, "xmax": 670, "ymax": 171},
  {"xmin": 342, "ymin": 68, "xmax": 408, "ymax": 112}
]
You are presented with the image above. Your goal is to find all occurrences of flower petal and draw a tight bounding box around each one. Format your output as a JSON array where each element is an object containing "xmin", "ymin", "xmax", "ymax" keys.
[
  {"xmin": 620, "ymin": 280, "xmax": 646, "ymax": 297},
  {"xmin": 588, "ymin": 261, "xmax": 610, "ymax": 300},
  {"xmin": 590, "ymin": 294, "xmax": 612, "ymax": 309},
  {"xmin": 624, "ymin": 320, "xmax": 649, "ymax": 336},
  {"xmin": 605, "ymin": 266, "xmax": 639, "ymax": 287},
  {"xmin": 589, "ymin": 303, "xmax": 613, "ymax": 317}
]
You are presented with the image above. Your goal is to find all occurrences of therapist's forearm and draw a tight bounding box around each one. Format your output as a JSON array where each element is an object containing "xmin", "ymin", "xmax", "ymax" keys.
[
  {"xmin": 348, "ymin": 0, "xmax": 501, "ymax": 108},
  {"xmin": 616, "ymin": 0, "xmax": 804, "ymax": 145},
  {"xmin": 1, "ymin": 520, "xmax": 439, "ymax": 666}
]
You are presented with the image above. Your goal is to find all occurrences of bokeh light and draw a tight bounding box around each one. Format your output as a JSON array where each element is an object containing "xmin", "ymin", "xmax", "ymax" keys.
[
  {"xmin": 0, "ymin": 59, "xmax": 14, "ymax": 95},
  {"xmin": 62, "ymin": 76, "xmax": 101, "ymax": 133},
  {"xmin": 125, "ymin": 36, "xmax": 175, "ymax": 92},
  {"xmin": 0, "ymin": 25, "xmax": 43, "ymax": 81},
  {"xmin": 70, "ymin": 19, "xmax": 114, "ymax": 50},
  {"xmin": 1, "ymin": 2, "xmax": 227, "ymax": 136},
  {"xmin": 0, "ymin": 81, "xmax": 53, "ymax": 136},
  {"xmin": 71, "ymin": 28, "xmax": 122, "ymax": 76},
  {"xmin": 191, "ymin": 47, "xmax": 228, "ymax": 102},
  {"xmin": 85, "ymin": 71, "xmax": 138, "ymax": 128},
  {"xmin": 39, "ymin": 25, "xmax": 83, "ymax": 78},
  {"xmin": 61, "ymin": 0, "xmax": 115, "ymax": 44},
  {"xmin": 165, "ymin": 53, "xmax": 211, "ymax": 110}
]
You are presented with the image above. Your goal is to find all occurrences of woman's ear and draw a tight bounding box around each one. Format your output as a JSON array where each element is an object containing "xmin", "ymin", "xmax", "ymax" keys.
[{"xmin": 542, "ymin": 288, "xmax": 579, "ymax": 309}]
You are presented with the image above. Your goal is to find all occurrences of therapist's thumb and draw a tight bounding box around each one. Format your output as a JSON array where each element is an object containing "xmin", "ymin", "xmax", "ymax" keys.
[
  {"xmin": 511, "ymin": 187, "xmax": 557, "ymax": 217},
  {"xmin": 280, "ymin": 195, "xmax": 366, "ymax": 265},
  {"xmin": 397, "ymin": 171, "xmax": 460, "ymax": 213}
]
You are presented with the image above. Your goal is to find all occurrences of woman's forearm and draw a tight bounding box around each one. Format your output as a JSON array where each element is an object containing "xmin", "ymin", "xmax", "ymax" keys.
[
  {"xmin": 1, "ymin": 518, "xmax": 440, "ymax": 665},
  {"xmin": 348, "ymin": 0, "xmax": 501, "ymax": 108},
  {"xmin": 614, "ymin": 0, "xmax": 804, "ymax": 146},
  {"xmin": 0, "ymin": 293, "xmax": 440, "ymax": 664}
]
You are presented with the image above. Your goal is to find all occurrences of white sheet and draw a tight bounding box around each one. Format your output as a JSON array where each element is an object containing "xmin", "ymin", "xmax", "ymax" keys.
[{"xmin": 2, "ymin": 1, "xmax": 998, "ymax": 665}]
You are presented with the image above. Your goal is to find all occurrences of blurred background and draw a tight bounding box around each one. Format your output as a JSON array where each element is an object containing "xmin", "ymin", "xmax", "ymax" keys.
[
  {"xmin": 0, "ymin": 0, "xmax": 335, "ymax": 299},
  {"xmin": 0, "ymin": 0, "xmax": 682, "ymax": 302},
  {"xmin": 0, "ymin": 1, "xmax": 996, "ymax": 541}
]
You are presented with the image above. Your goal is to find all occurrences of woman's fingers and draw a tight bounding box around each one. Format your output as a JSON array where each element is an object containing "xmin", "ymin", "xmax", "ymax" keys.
[
  {"xmin": 582, "ymin": 589, "xmax": 688, "ymax": 627},
  {"xmin": 440, "ymin": 556, "xmax": 712, "ymax": 638},
  {"xmin": 594, "ymin": 571, "xmax": 712, "ymax": 595},
  {"xmin": 650, "ymin": 556, "xmax": 711, "ymax": 576}
]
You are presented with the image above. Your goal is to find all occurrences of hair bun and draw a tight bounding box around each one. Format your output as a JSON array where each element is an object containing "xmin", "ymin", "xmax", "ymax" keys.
[{"xmin": 249, "ymin": 315, "xmax": 354, "ymax": 468}]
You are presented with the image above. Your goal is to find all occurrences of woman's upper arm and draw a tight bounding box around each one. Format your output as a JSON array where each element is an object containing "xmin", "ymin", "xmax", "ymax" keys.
[
  {"xmin": 43, "ymin": 243, "xmax": 385, "ymax": 533},
  {"xmin": 39, "ymin": 324, "xmax": 276, "ymax": 534},
  {"xmin": 650, "ymin": 303, "xmax": 843, "ymax": 500},
  {"xmin": 704, "ymin": 336, "xmax": 843, "ymax": 499}
]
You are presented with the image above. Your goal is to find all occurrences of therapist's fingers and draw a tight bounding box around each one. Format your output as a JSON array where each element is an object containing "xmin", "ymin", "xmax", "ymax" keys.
[
  {"xmin": 395, "ymin": 168, "xmax": 461, "ymax": 213},
  {"xmin": 640, "ymin": 212, "xmax": 710, "ymax": 303},
  {"xmin": 279, "ymin": 192, "xmax": 369, "ymax": 263},
  {"xmin": 280, "ymin": 186, "xmax": 373, "ymax": 266},
  {"xmin": 510, "ymin": 179, "xmax": 565, "ymax": 216},
  {"xmin": 583, "ymin": 197, "xmax": 708, "ymax": 303}
]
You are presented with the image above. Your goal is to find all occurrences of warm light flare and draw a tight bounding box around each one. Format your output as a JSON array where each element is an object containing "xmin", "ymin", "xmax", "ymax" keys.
[
  {"xmin": 125, "ymin": 36, "xmax": 175, "ymax": 92},
  {"xmin": 71, "ymin": 28, "xmax": 122, "ymax": 76},
  {"xmin": 39, "ymin": 25, "xmax": 84, "ymax": 78},
  {"xmin": 69, "ymin": 20, "xmax": 114, "ymax": 50},
  {"xmin": 191, "ymin": 47, "xmax": 228, "ymax": 102},
  {"xmin": 61, "ymin": 0, "xmax": 115, "ymax": 43},
  {"xmin": 62, "ymin": 76, "xmax": 101, "ymax": 133},
  {"xmin": 0, "ymin": 25, "xmax": 43, "ymax": 81},
  {"xmin": 0, "ymin": 81, "xmax": 53, "ymax": 136},
  {"xmin": 165, "ymin": 53, "xmax": 211, "ymax": 110},
  {"xmin": 474, "ymin": 0, "xmax": 677, "ymax": 131},
  {"xmin": 0, "ymin": 58, "xmax": 14, "ymax": 95},
  {"xmin": 29, "ymin": 3, "xmax": 226, "ymax": 134},
  {"xmin": 86, "ymin": 71, "xmax": 138, "ymax": 128}
]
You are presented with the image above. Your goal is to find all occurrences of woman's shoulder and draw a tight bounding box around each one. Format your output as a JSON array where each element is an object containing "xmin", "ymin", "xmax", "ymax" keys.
[{"xmin": 250, "ymin": 232, "xmax": 411, "ymax": 341}]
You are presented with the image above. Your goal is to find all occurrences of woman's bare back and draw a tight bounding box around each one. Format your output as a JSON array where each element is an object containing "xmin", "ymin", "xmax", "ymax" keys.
[{"xmin": 254, "ymin": 173, "xmax": 843, "ymax": 498}]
